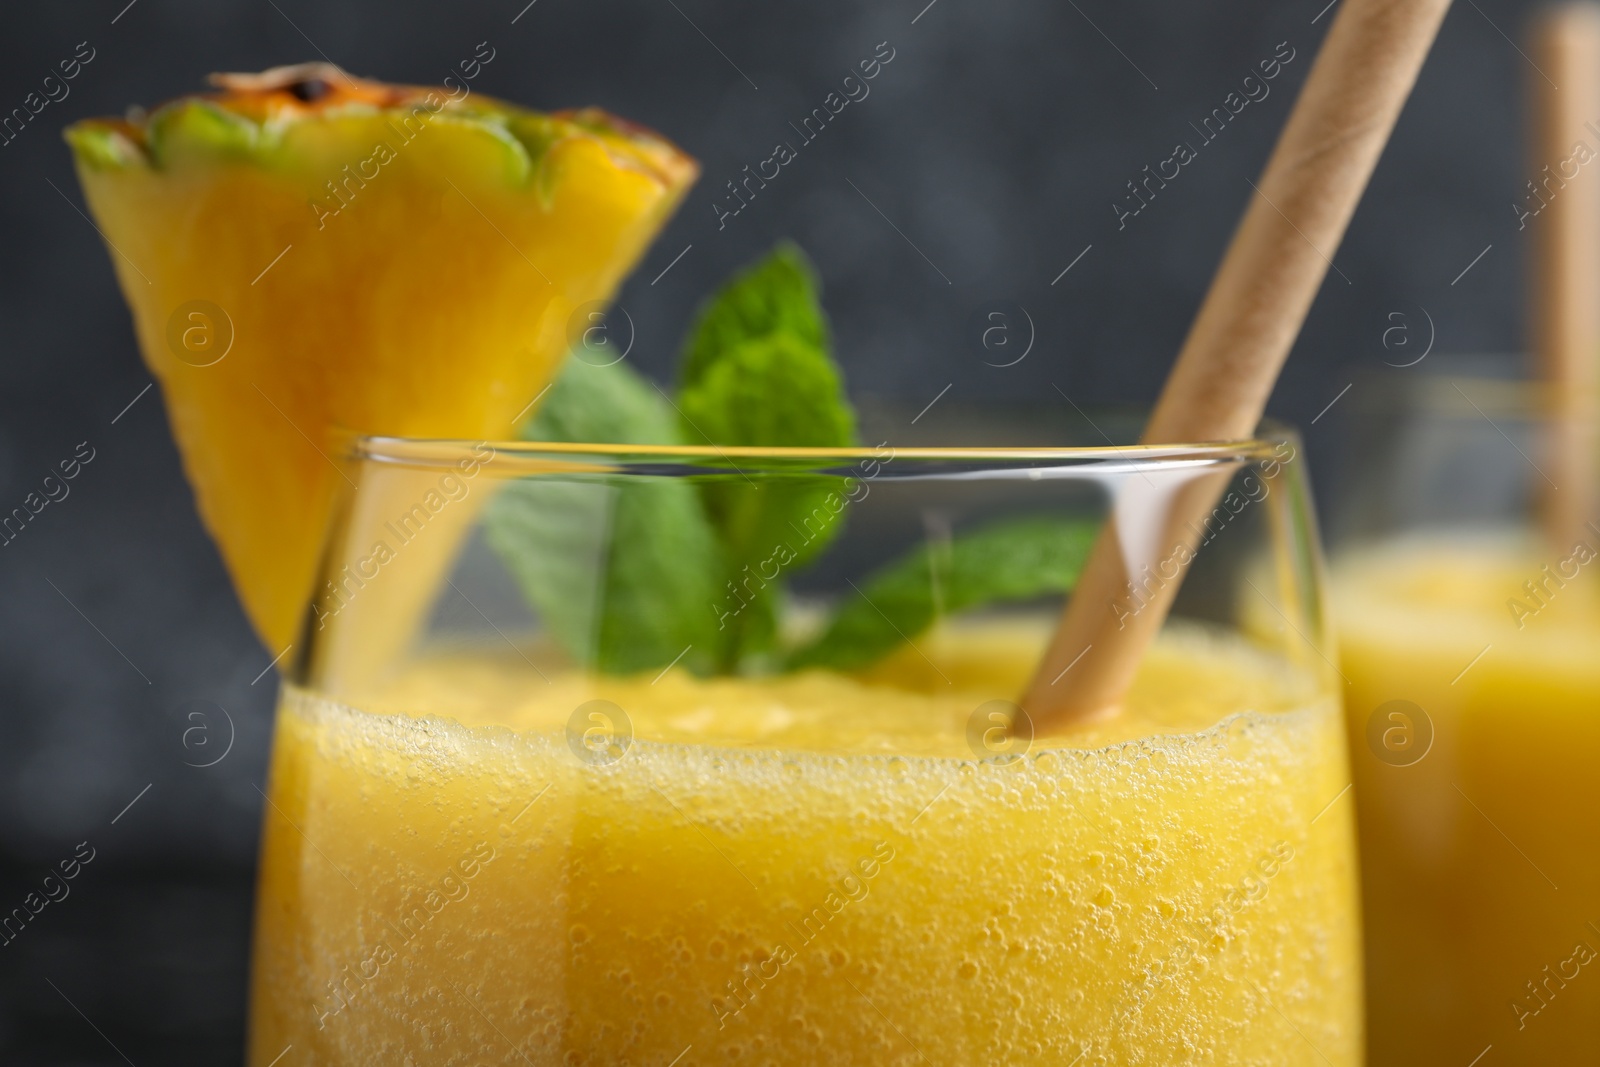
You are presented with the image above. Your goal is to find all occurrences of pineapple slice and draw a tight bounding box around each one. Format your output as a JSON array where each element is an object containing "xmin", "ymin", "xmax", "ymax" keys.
[{"xmin": 66, "ymin": 63, "xmax": 696, "ymax": 654}]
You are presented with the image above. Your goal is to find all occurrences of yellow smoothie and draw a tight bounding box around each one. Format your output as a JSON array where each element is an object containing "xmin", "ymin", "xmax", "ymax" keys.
[
  {"xmin": 1336, "ymin": 536, "xmax": 1600, "ymax": 1066},
  {"xmin": 248, "ymin": 622, "xmax": 1359, "ymax": 1065}
]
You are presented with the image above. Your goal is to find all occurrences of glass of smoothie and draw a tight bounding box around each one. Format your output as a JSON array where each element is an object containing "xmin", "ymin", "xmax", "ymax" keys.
[
  {"xmin": 247, "ymin": 428, "xmax": 1359, "ymax": 1066},
  {"xmin": 1331, "ymin": 370, "xmax": 1600, "ymax": 1066}
]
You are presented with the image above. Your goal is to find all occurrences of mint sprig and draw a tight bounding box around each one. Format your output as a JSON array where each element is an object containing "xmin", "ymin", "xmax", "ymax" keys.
[{"xmin": 486, "ymin": 242, "xmax": 1095, "ymax": 679}]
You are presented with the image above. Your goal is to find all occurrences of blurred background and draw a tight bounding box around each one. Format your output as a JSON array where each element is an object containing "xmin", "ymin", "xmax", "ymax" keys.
[{"xmin": 0, "ymin": 0, "xmax": 1552, "ymax": 1060}]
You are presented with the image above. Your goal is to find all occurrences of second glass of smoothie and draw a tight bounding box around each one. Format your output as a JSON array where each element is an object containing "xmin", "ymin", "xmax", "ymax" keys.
[{"xmin": 1333, "ymin": 373, "xmax": 1600, "ymax": 1066}]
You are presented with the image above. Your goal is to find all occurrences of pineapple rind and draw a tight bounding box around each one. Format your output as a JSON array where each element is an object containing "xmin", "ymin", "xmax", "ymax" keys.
[{"xmin": 66, "ymin": 89, "xmax": 689, "ymax": 197}]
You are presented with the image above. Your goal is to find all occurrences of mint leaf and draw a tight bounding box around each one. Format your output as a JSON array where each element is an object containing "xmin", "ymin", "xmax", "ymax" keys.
[
  {"xmin": 522, "ymin": 353, "xmax": 680, "ymax": 445},
  {"xmin": 486, "ymin": 359, "xmax": 724, "ymax": 674},
  {"xmin": 787, "ymin": 517, "xmax": 1099, "ymax": 672},
  {"xmin": 679, "ymin": 330, "xmax": 858, "ymax": 573},
  {"xmin": 676, "ymin": 247, "xmax": 858, "ymax": 670},
  {"xmin": 679, "ymin": 333, "xmax": 856, "ymax": 449},
  {"xmin": 680, "ymin": 241, "xmax": 828, "ymax": 388}
]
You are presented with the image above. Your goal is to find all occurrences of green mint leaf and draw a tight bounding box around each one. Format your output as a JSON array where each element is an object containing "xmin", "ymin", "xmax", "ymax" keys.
[
  {"xmin": 679, "ymin": 332, "xmax": 856, "ymax": 450},
  {"xmin": 486, "ymin": 358, "xmax": 724, "ymax": 675},
  {"xmin": 523, "ymin": 353, "xmax": 680, "ymax": 445},
  {"xmin": 786, "ymin": 516, "xmax": 1099, "ymax": 672},
  {"xmin": 676, "ymin": 246, "xmax": 858, "ymax": 670},
  {"xmin": 680, "ymin": 241, "xmax": 829, "ymax": 388},
  {"xmin": 486, "ymin": 479, "xmax": 724, "ymax": 674}
]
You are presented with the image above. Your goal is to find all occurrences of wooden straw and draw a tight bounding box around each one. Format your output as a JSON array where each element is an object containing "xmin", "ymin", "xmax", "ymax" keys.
[
  {"xmin": 1025, "ymin": 0, "xmax": 1454, "ymax": 729},
  {"xmin": 1531, "ymin": 3, "xmax": 1600, "ymax": 550}
]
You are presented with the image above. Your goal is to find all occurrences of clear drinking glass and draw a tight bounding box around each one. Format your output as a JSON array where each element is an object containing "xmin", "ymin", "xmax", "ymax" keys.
[
  {"xmin": 1331, "ymin": 371, "xmax": 1600, "ymax": 1067},
  {"xmin": 247, "ymin": 429, "xmax": 1358, "ymax": 1065}
]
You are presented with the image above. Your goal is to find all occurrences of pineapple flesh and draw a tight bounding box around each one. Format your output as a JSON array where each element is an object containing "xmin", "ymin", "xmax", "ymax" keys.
[{"xmin": 66, "ymin": 63, "xmax": 697, "ymax": 653}]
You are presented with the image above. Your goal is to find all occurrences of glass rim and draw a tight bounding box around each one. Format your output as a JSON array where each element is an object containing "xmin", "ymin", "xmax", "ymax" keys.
[{"xmin": 351, "ymin": 434, "xmax": 1288, "ymax": 473}]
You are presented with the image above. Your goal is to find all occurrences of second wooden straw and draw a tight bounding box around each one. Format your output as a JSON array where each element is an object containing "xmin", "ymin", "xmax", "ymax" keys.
[{"xmin": 1531, "ymin": 2, "xmax": 1600, "ymax": 550}]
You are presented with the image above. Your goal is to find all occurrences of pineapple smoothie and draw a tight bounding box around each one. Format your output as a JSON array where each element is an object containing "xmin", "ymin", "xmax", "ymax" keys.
[
  {"xmin": 248, "ymin": 623, "xmax": 1359, "ymax": 1066},
  {"xmin": 67, "ymin": 64, "xmax": 1361, "ymax": 1067},
  {"xmin": 1336, "ymin": 536, "xmax": 1600, "ymax": 1066}
]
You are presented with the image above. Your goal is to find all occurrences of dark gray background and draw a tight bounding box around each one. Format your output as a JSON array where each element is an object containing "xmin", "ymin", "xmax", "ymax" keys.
[{"xmin": 0, "ymin": 0, "xmax": 1543, "ymax": 1060}]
